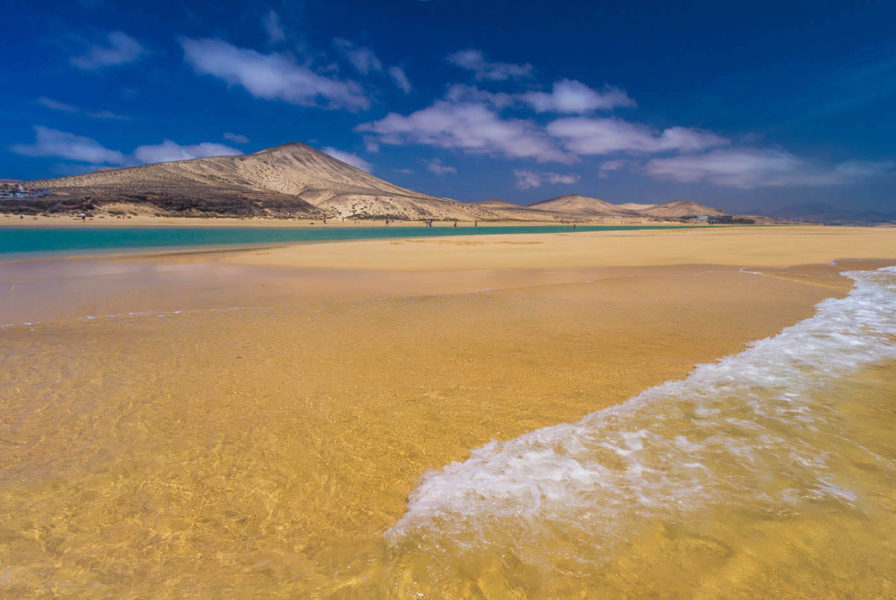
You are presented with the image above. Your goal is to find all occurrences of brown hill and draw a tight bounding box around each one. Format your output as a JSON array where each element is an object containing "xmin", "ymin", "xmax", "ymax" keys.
[
  {"xmin": 633, "ymin": 200, "xmax": 726, "ymax": 218},
  {"xmin": 24, "ymin": 143, "xmax": 468, "ymax": 220},
  {"xmin": 529, "ymin": 194, "xmax": 621, "ymax": 215}
]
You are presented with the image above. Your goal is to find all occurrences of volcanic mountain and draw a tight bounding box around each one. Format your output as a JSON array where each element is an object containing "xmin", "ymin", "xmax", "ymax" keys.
[{"xmin": 24, "ymin": 143, "xmax": 470, "ymax": 219}]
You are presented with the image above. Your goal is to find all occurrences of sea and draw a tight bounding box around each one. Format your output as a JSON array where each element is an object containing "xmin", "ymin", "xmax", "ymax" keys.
[{"xmin": 0, "ymin": 224, "xmax": 695, "ymax": 257}]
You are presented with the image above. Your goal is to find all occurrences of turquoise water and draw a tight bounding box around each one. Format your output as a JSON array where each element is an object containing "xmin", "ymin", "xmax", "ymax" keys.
[{"xmin": 0, "ymin": 225, "xmax": 697, "ymax": 257}]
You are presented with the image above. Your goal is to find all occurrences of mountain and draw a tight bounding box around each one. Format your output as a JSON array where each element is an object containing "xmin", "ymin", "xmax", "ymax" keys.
[
  {"xmin": 7, "ymin": 142, "xmax": 734, "ymax": 222},
  {"xmin": 757, "ymin": 202, "xmax": 896, "ymax": 224},
  {"xmin": 631, "ymin": 200, "xmax": 726, "ymax": 218},
  {"xmin": 529, "ymin": 194, "xmax": 621, "ymax": 215},
  {"xmin": 526, "ymin": 195, "xmax": 725, "ymax": 220},
  {"xmin": 23, "ymin": 143, "xmax": 466, "ymax": 219}
]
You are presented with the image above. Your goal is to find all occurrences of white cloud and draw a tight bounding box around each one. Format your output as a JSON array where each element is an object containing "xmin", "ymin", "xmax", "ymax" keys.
[
  {"xmin": 133, "ymin": 141, "xmax": 241, "ymax": 164},
  {"xmin": 513, "ymin": 169, "xmax": 580, "ymax": 189},
  {"xmin": 394, "ymin": 167, "xmax": 414, "ymax": 174},
  {"xmin": 645, "ymin": 149, "xmax": 894, "ymax": 188},
  {"xmin": 37, "ymin": 97, "xmax": 78, "ymax": 112},
  {"xmin": 181, "ymin": 38, "xmax": 369, "ymax": 110},
  {"xmin": 547, "ymin": 117, "xmax": 728, "ymax": 155},
  {"xmin": 70, "ymin": 31, "xmax": 144, "ymax": 69},
  {"xmin": 322, "ymin": 147, "xmax": 373, "ymax": 172},
  {"xmin": 598, "ymin": 159, "xmax": 630, "ymax": 178},
  {"xmin": 447, "ymin": 49, "xmax": 533, "ymax": 81},
  {"xmin": 11, "ymin": 126, "xmax": 125, "ymax": 164},
  {"xmin": 358, "ymin": 100, "xmax": 571, "ymax": 163},
  {"xmin": 389, "ymin": 66, "xmax": 412, "ymax": 94},
  {"xmin": 263, "ymin": 9, "xmax": 286, "ymax": 43},
  {"xmin": 223, "ymin": 132, "xmax": 249, "ymax": 144},
  {"xmin": 334, "ymin": 38, "xmax": 382, "ymax": 75},
  {"xmin": 521, "ymin": 80, "xmax": 635, "ymax": 113},
  {"xmin": 12, "ymin": 127, "xmax": 245, "ymax": 167},
  {"xmin": 427, "ymin": 159, "xmax": 457, "ymax": 175},
  {"xmin": 444, "ymin": 84, "xmax": 514, "ymax": 109}
]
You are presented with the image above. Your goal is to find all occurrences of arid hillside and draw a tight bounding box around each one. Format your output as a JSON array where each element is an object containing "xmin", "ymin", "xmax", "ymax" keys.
[{"xmin": 8, "ymin": 142, "xmax": 730, "ymax": 222}]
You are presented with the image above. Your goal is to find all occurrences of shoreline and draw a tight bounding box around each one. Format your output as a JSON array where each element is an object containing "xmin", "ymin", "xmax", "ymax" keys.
[{"xmin": 1, "ymin": 212, "xmax": 744, "ymax": 229}]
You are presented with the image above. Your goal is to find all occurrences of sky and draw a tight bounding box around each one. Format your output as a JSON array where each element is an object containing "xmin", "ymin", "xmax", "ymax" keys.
[{"xmin": 2, "ymin": 0, "xmax": 895, "ymax": 214}]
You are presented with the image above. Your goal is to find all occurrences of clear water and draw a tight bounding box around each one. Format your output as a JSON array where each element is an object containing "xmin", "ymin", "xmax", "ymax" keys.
[
  {"xmin": 0, "ymin": 225, "xmax": 697, "ymax": 258},
  {"xmin": 384, "ymin": 267, "xmax": 896, "ymax": 597}
]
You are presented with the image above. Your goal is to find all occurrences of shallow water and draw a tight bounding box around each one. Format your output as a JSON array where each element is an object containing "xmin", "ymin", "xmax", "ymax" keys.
[
  {"xmin": 0, "ymin": 224, "xmax": 696, "ymax": 258},
  {"xmin": 382, "ymin": 267, "xmax": 896, "ymax": 598},
  {"xmin": 0, "ymin": 266, "xmax": 893, "ymax": 598}
]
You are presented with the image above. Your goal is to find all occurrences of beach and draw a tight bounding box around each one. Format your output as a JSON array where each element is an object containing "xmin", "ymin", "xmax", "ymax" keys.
[{"xmin": 1, "ymin": 225, "xmax": 894, "ymax": 598}]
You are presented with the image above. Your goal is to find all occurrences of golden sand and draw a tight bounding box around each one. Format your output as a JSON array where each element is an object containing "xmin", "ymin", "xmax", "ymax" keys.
[{"xmin": 0, "ymin": 226, "xmax": 894, "ymax": 597}]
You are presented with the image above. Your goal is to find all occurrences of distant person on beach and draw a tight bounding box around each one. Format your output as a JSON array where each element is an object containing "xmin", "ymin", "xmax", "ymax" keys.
[{"xmin": 454, "ymin": 221, "xmax": 457, "ymax": 227}]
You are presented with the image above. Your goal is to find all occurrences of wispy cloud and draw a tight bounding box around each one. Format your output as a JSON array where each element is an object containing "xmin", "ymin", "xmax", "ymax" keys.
[
  {"xmin": 37, "ymin": 97, "xmax": 78, "ymax": 112},
  {"xmin": 87, "ymin": 110, "xmax": 130, "ymax": 120},
  {"xmin": 37, "ymin": 96, "xmax": 130, "ymax": 120},
  {"xmin": 358, "ymin": 100, "xmax": 571, "ymax": 163},
  {"xmin": 334, "ymin": 38, "xmax": 383, "ymax": 75},
  {"xmin": 427, "ymin": 159, "xmax": 457, "ymax": 175},
  {"xmin": 70, "ymin": 31, "xmax": 144, "ymax": 69},
  {"xmin": 223, "ymin": 132, "xmax": 249, "ymax": 144},
  {"xmin": 547, "ymin": 117, "xmax": 728, "ymax": 155},
  {"xmin": 132, "ymin": 141, "xmax": 241, "ymax": 164},
  {"xmin": 262, "ymin": 9, "xmax": 286, "ymax": 43},
  {"xmin": 447, "ymin": 49, "xmax": 533, "ymax": 81},
  {"xmin": 444, "ymin": 84, "xmax": 515, "ymax": 109},
  {"xmin": 322, "ymin": 147, "xmax": 373, "ymax": 172},
  {"xmin": 11, "ymin": 126, "xmax": 125, "ymax": 164},
  {"xmin": 645, "ymin": 149, "xmax": 894, "ymax": 188},
  {"xmin": 513, "ymin": 169, "xmax": 580, "ymax": 189},
  {"xmin": 389, "ymin": 66, "xmax": 412, "ymax": 94},
  {"xmin": 521, "ymin": 80, "xmax": 635, "ymax": 113},
  {"xmin": 598, "ymin": 159, "xmax": 630, "ymax": 178},
  {"xmin": 181, "ymin": 38, "xmax": 369, "ymax": 110},
  {"xmin": 12, "ymin": 127, "xmax": 241, "ymax": 167}
]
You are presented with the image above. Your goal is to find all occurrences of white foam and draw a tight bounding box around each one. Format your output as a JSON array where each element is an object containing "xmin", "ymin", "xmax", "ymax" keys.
[{"xmin": 387, "ymin": 267, "xmax": 896, "ymax": 563}]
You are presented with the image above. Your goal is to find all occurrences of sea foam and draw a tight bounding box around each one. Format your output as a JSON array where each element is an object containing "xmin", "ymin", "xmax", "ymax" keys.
[{"xmin": 387, "ymin": 267, "xmax": 896, "ymax": 564}]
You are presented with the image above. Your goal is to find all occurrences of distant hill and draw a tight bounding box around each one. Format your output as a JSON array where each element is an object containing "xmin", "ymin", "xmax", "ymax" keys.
[
  {"xmin": 527, "ymin": 195, "xmax": 725, "ymax": 219},
  {"xmin": 632, "ymin": 200, "xmax": 726, "ymax": 218},
  {"xmin": 758, "ymin": 202, "xmax": 896, "ymax": 224},
  {"xmin": 529, "ymin": 194, "xmax": 621, "ymax": 215}
]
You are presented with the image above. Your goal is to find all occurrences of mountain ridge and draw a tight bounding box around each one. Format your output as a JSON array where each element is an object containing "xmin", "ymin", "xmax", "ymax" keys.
[{"xmin": 11, "ymin": 142, "xmax": 730, "ymax": 222}]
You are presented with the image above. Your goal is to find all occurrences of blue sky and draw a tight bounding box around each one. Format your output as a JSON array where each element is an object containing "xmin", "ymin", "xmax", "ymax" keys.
[{"xmin": 2, "ymin": 0, "xmax": 894, "ymax": 213}]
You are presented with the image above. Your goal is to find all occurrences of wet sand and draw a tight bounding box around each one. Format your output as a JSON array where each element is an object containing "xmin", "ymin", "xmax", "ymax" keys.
[{"xmin": 0, "ymin": 226, "xmax": 893, "ymax": 597}]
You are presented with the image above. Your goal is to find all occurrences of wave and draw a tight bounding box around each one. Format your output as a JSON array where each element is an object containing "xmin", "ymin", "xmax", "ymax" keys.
[{"xmin": 386, "ymin": 267, "xmax": 896, "ymax": 570}]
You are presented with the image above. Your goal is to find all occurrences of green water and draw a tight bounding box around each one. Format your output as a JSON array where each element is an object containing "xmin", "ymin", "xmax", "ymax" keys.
[{"xmin": 0, "ymin": 225, "xmax": 698, "ymax": 258}]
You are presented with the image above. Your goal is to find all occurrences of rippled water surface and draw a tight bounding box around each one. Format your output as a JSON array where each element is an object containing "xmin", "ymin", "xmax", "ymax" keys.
[{"xmin": 1, "ymin": 266, "xmax": 893, "ymax": 598}]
